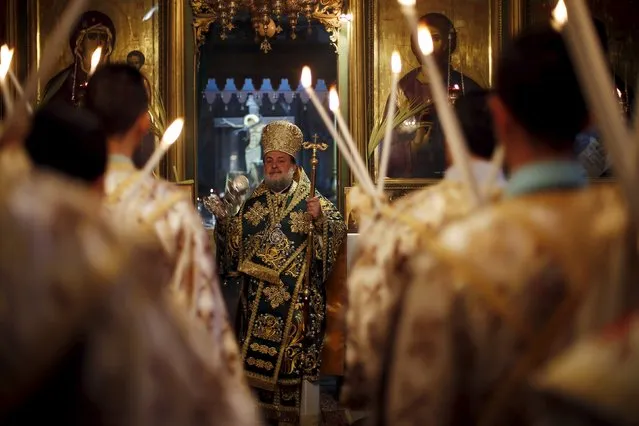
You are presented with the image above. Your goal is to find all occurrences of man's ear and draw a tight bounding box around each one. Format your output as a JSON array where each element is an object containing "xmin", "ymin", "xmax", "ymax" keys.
[
  {"xmin": 488, "ymin": 94, "xmax": 511, "ymax": 144},
  {"xmin": 137, "ymin": 111, "xmax": 151, "ymax": 135}
]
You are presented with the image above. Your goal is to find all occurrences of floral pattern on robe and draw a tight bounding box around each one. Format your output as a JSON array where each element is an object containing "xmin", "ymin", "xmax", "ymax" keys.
[{"xmin": 376, "ymin": 185, "xmax": 637, "ymax": 426}]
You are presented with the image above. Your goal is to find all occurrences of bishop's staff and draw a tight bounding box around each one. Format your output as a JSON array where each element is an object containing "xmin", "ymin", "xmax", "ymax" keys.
[{"xmin": 300, "ymin": 134, "xmax": 327, "ymax": 425}]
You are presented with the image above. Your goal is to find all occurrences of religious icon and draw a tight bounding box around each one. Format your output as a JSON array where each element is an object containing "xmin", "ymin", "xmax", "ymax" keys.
[
  {"xmin": 126, "ymin": 50, "xmax": 153, "ymax": 100},
  {"xmin": 41, "ymin": 10, "xmax": 115, "ymax": 107},
  {"xmin": 383, "ymin": 12, "xmax": 483, "ymax": 179}
]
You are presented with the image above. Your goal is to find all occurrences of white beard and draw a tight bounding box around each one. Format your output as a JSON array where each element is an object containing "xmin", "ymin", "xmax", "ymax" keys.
[{"xmin": 264, "ymin": 167, "xmax": 295, "ymax": 192}]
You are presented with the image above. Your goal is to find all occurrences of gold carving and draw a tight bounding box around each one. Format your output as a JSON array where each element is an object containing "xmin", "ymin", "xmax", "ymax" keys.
[
  {"xmin": 247, "ymin": 357, "xmax": 274, "ymax": 371},
  {"xmin": 289, "ymin": 211, "xmax": 311, "ymax": 235},
  {"xmin": 250, "ymin": 343, "xmax": 278, "ymax": 356},
  {"xmin": 263, "ymin": 283, "xmax": 292, "ymax": 309},
  {"xmin": 245, "ymin": 201, "xmax": 269, "ymax": 227},
  {"xmin": 189, "ymin": 0, "xmax": 343, "ymax": 53},
  {"xmin": 253, "ymin": 313, "xmax": 284, "ymax": 343}
]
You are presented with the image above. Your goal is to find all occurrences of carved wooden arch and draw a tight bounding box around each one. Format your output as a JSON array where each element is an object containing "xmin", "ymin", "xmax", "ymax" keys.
[{"xmin": 189, "ymin": 0, "xmax": 344, "ymax": 55}]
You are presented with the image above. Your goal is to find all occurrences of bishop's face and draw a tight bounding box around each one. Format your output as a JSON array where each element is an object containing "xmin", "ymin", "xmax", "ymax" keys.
[{"xmin": 264, "ymin": 151, "xmax": 296, "ymax": 192}]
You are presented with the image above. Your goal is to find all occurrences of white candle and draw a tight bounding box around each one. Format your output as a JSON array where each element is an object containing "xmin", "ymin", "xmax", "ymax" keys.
[
  {"xmin": 142, "ymin": 118, "xmax": 184, "ymax": 176},
  {"xmin": 329, "ymin": 89, "xmax": 376, "ymax": 195},
  {"xmin": 0, "ymin": 45, "xmax": 15, "ymax": 115},
  {"xmin": 377, "ymin": 51, "xmax": 402, "ymax": 193},
  {"xmin": 8, "ymin": 70, "xmax": 32, "ymax": 114},
  {"xmin": 301, "ymin": 67, "xmax": 376, "ymax": 197},
  {"xmin": 416, "ymin": 26, "xmax": 481, "ymax": 206},
  {"xmin": 555, "ymin": 0, "xmax": 639, "ymax": 227}
]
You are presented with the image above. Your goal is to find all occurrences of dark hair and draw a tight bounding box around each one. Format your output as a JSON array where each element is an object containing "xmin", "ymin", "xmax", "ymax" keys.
[
  {"xmin": 25, "ymin": 101, "xmax": 107, "ymax": 184},
  {"xmin": 420, "ymin": 13, "xmax": 457, "ymax": 54},
  {"xmin": 455, "ymin": 90, "xmax": 496, "ymax": 160},
  {"xmin": 84, "ymin": 63, "xmax": 148, "ymax": 138},
  {"xmin": 495, "ymin": 24, "xmax": 587, "ymax": 149},
  {"xmin": 126, "ymin": 50, "xmax": 145, "ymax": 66}
]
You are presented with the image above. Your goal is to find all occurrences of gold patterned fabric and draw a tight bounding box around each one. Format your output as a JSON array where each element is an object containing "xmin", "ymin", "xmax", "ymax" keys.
[
  {"xmin": 216, "ymin": 167, "xmax": 346, "ymax": 423},
  {"xmin": 103, "ymin": 157, "xmax": 253, "ymax": 410},
  {"xmin": 343, "ymin": 179, "xmax": 502, "ymax": 409},
  {"xmin": 0, "ymin": 152, "xmax": 260, "ymax": 425},
  {"xmin": 373, "ymin": 185, "xmax": 638, "ymax": 426},
  {"xmin": 260, "ymin": 120, "xmax": 303, "ymax": 157}
]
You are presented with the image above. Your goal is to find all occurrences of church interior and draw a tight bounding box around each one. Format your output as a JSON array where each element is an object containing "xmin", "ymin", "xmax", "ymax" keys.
[{"xmin": 2, "ymin": 0, "xmax": 639, "ymax": 425}]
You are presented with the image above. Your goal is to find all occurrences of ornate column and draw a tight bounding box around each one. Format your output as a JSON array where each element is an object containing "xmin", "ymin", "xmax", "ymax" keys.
[{"xmin": 165, "ymin": 0, "xmax": 186, "ymax": 181}]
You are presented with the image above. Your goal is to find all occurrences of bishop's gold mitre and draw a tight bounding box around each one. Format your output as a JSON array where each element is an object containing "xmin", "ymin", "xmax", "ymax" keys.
[{"xmin": 261, "ymin": 120, "xmax": 303, "ymax": 158}]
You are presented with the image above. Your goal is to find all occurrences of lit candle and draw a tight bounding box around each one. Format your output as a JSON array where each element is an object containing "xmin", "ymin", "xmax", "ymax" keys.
[
  {"xmin": 377, "ymin": 51, "xmax": 402, "ymax": 193},
  {"xmin": 89, "ymin": 47, "xmax": 102, "ymax": 76},
  {"xmin": 142, "ymin": 118, "xmax": 184, "ymax": 176},
  {"xmin": 554, "ymin": 0, "xmax": 633, "ymax": 184},
  {"xmin": 554, "ymin": 0, "xmax": 639, "ymax": 227},
  {"xmin": 328, "ymin": 86, "xmax": 374, "ymax": 194},
  {"xmin": 416, "ymin": 25, "xmax": 481, "ymax": 206},
  {"xmin": 301, "ymin": 66, "xmax": 376, "ymax": 196},
  {"xmin": 0, "ymin": 45, "xmax": 15, "ymax": 115}
]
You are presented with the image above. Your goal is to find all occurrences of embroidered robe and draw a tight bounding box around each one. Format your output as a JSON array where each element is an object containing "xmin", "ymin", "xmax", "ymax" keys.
[
  {"xmin": 217, "ymin": 167, "xmax": 346, "ymax": 422},
  {"xmin": 343, "ymin": 179, "xmax": 502, "ymax": 410},
  {"xmin": 0, "ymin": 152, "xmax": 261, "ymax": 425},
  {"xmin": 373, "ymin": 185, "xmax": 638, "ymax": 426},
  {"xmin": 103, "ymin": 157, "xmax": 251, "ymax": 403}
]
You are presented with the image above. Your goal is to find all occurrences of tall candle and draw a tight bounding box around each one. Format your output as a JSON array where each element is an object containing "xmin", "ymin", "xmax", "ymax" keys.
[
  {"xmin": 416, "ymin": 26, "xmax": 481, "ymax": 207},
  {"xmin": 329, "ymin": 89, "xmax": 377, "ymax": 195},
  {"xmin": 555, "ymin": 0, "xmax": 639, "ymax": 222},
  {"xmin": 377, "ymin": 51, "xmax": 402, "ymax": 193},
  {"xmin": 301, "ymin": 67, "xmax": 377, "ymax": 197}
]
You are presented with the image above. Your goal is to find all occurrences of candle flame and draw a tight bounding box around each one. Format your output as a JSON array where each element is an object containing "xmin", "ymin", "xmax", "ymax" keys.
[
  {"xmin": 162, "ymin": 118, "xmax": 185, "ymax": 146},
  {"xmin": 142, "ymin": 5, "xmax": 159, "ymax": 21},
  {"xmin": 89, "ymin": 47, "xmax": 102, "ymax": 76},
  {"xmin": 397, "ymin": 0, "xmax": 416, "ymax": 6},
  {"xmin": 329, "ymin": 87, "xmax": 339, "ymax": 112},
  {"xmin": 417, "ymin": 25, "xmax": 434, "ymax": 56},
  {"xmin": 0, "ymin": 44, "xmax": 14, "ymax": 81},
  {"xmin": 552, "ymin": 0, "xmax": 568, "ymax": 28},
  {"xmin": 391, "ymin": 51, "xmax": 402, "ymax": 74},
  {"xmin": 301, "ymin": 66, "xmax": 312, "ymax": 89},
  {"xmin": 617, "ymin": 88, "xmax": 622, "ymax": 98}
]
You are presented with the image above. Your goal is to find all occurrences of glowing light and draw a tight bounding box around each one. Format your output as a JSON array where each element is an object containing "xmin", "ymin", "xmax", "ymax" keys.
[
  {"xmin": 552, "ymin": 0, "xmax": 568, "ymax": 29},
  {"xmin": 397, "ymin": 0, "xmax": 416, "ymax": 6},
  {"xmin": 162, "ymin": 118, "xmax": 185, "ymax": 146},
  {"xmin": 89, "ymin": 47, "xmax": 102, "ymax": 76},
  {"xmin": 301, "ymin": 66, "xmax": 312, "ymax": 89},
  {"xmin": 0, "ymin": 44, "xmax": 14, "ymax": 81},
  {"xmin": 418, "ymin": 25, "xmax": 434, "ymax": 55},
  {"xmin": 329, "ymin": 87, "xmax": 339, "ymax": 112},
  {"xmin": 391, "ymin": 51, "xmax": 402, "ymax": 74}
]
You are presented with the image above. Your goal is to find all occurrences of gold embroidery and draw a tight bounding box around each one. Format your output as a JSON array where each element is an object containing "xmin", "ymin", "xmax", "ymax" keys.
[
  {"xmin": 247, "ymin": 357, "xmax": 274, "ymax": 371},
  {"xmin": 244, "ymin": 201, "xmax": 269, "ymax": 226},
  {"xmin": 253, "ymin": 313, "xmax": 284, "ymax": 342},
  {"xmin": 256, "ymin": 230, "xmax": 292, "ymax": 269},
  {"xmin": 289, "ymin": 210, "xmax": 311, "ymax": 234},
  {"xmin": 250, "ymin": 343, "xmax": 278, "ymax": 356},
  {"xmin": 263, "ymin": 283, "xmax": 292, "ymax": 309}
]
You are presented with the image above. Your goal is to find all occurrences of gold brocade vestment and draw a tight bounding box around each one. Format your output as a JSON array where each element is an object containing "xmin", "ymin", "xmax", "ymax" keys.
[
  {"xmin": 376, "ymin": 185, "xmax": 638, "ymax": 426},
  {"xmin": 217, "ymin": 168, "xmax": 346, "ymax": 423}
]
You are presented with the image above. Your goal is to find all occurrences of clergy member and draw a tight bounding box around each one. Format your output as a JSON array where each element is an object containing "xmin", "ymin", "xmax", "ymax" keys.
[
  {"xmin": 215, "ymin": 120, "xmax": 346, "ymax": 424},
  {"xmin": 84, "ymin": 64, "xmax": 253, "ymax": 412},
  {"xmin": 372, "ymin": 24, "xmax": 638, "ymax": 425},
  {"xmin": 0, "ymin": 146, "xmax": 260, "ymax": 426},
  {"xmin": 343, "ymin": 89, "xmax": 505, "ymax": 411}
]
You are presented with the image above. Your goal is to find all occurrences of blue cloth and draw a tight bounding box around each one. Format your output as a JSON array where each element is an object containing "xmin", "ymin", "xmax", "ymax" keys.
[{"xmin": 506, "ymin": 161, "xmax": 587, "ymax": 198}]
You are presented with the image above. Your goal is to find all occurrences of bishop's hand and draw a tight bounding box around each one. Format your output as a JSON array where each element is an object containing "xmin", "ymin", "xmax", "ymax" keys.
[{"xmin": 306, "ymin": 197, "xmax": 323, "ymax": 221}]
